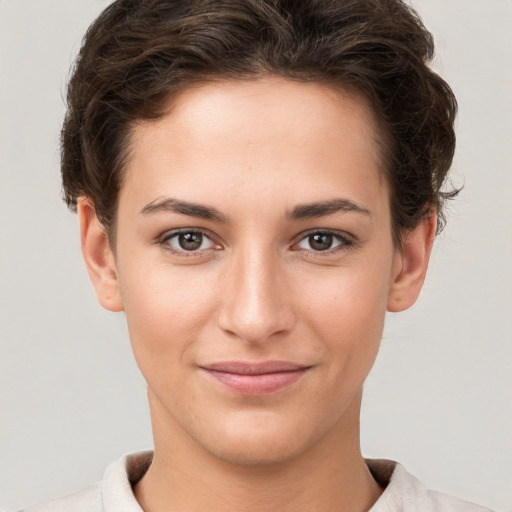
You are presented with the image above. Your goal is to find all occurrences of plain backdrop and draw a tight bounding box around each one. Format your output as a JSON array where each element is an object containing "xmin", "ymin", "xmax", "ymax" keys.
[{"xmin": 0, "ymin": 0, "xmax": 511, "ymax": 510}]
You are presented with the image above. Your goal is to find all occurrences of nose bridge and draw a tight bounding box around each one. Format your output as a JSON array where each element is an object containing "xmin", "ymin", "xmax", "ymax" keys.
[{"xmin": 218, "ymin": 240, "xmax": 293, "ymax": 343}]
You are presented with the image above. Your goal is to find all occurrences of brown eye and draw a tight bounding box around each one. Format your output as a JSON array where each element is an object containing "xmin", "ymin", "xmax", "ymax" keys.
[
  {"xmin": 178, "ymin": 232, "xmax": 203, "ymax": 251},
  {"xmin": 308, "ymin": 233, "xmax": 333, "ymax": 251},
  {"xmin": 163, "ymin": 230, "xmax": 217, "ymax": 253},
  {"xmin": 295, "ymin": 231, "xmax": 351, "ymax": 253}
]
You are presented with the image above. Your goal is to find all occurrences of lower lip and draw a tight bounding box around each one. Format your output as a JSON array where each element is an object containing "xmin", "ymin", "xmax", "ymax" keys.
[{"xmin": 203, "ymin": 368, "xmax": 309, "ymax": 396}]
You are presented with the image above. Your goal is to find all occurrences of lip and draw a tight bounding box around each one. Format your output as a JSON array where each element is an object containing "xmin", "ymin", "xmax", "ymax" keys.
[{"xmin": 200, "ymin": 361, "xmax": 311, "ymax": 396}]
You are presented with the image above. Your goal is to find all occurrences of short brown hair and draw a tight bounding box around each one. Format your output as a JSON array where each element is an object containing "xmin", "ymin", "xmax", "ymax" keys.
[{"xmin": 61, "ymin": 0, "xmax": 457, "ymax": 245}]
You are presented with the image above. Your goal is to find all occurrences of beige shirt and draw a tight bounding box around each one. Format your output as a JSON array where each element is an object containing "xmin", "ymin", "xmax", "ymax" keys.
[{"xmin": 22, "ymin": 451, "xmax": 493, "ymax": 512}]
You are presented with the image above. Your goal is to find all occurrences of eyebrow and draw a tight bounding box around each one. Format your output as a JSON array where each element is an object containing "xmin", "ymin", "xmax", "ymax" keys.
[
  {"xmin": 140, "ymin": 197, "xmax": 371, "ymax": 222},
  {"xmin": 140, "ymin": 197, "xmax": 228, "ymax": 222},
  {"xmin": 287, "ymin": 198, "xmax": 372, "ymax": 220}
]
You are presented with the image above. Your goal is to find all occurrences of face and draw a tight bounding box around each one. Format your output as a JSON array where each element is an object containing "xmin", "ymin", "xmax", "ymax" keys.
[{"xmin": 83, "ymin": 77, "xmax": 431, "ymax": 466}]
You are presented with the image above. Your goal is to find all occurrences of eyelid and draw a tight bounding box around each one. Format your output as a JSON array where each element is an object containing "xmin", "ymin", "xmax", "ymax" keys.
[
  {"xmin": 155, "ymin": 227, "xmax": 356, "ymax": 257},
  {"xmin": 291, "ymin": 229, "xmax": 355, "ymax": 254},
  {"xmin": 158, "ymin": 228, "xmax": 222, "ymax": 255}
]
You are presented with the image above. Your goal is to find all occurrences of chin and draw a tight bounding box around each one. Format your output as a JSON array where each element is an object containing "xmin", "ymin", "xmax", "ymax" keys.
[
  {"xmin": 204, "ymin": 435, "xmax": 308, "ymax": 467},
  {"xmin": 194, "ymin": 412, "xmax": 324, "ymax": 467}
]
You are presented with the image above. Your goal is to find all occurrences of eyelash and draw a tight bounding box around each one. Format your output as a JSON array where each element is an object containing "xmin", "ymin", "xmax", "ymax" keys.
[
  {"xmin": 158, "ymin": 228, "xmax": 221, "ymax": 257},
  {"xmin": 157, "ymin": 228, "xmax": 355, "ymax": 257},
  {"xmin": 291, "ymin": 229, "xmax": 355, "ymax": 256}
]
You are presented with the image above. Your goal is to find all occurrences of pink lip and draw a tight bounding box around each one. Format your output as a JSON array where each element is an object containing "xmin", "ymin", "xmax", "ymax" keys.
[{"xmin": 200, "ymin": 361, "xmax": 311, "ymax": 396}]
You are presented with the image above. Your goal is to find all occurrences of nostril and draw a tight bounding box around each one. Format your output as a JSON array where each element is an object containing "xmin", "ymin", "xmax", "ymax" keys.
[{"xmin": 217, "ymin": 302, "xmax": 295, "ymax": 344}]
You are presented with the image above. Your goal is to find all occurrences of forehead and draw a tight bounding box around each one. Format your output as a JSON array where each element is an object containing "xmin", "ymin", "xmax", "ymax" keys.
[
  {"xmin": 122, "ymin": 77, "xmax": 388, "ymax": 216},
  {"xmin": 135, "ymin": 77, "xmax": 382, "ymax": 163}
]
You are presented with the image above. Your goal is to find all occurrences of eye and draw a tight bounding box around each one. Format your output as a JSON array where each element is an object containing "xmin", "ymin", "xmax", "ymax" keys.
[
  {"xmin": 161, "ymin": 229, "xmax": 219, "ymax": 254},
  {"xmin": 295, "ymin": 231, "xmax": 352, "ymax": 252}
]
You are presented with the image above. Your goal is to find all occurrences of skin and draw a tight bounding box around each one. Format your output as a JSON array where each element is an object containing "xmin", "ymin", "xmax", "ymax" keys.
[{"xmin": 80, "ymin": 77, "xmax": 435, "ymax": 512}]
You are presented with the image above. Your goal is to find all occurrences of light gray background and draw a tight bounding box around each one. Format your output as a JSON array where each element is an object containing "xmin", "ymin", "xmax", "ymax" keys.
[{"xmin": 0, "ymin": 0, "xmax": 511, "ymax": 510}]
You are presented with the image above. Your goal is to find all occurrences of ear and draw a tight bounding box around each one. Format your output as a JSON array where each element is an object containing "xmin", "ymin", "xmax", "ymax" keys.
[
  {"xmin": 387, "ymin": 214, "xmax": 436, "ymax": 313},
  {"xmin": 78, "ymin": 198, "xmax": 124, "ymax": 312}
]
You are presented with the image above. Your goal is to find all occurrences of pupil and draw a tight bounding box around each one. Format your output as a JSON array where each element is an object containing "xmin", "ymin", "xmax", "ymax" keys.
[
  {"xmin": 179, "ymin": 232, "xmax": 202, "ymax": 251},
  {"xmin": 310, "ymin": 233, "xmax": 333, "ymax": 251}
]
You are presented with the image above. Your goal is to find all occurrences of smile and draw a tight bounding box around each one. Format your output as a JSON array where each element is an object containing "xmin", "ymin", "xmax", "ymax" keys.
[{"xmin": 200, "ymin": 361, "xmax": 312, "ymax": 396}]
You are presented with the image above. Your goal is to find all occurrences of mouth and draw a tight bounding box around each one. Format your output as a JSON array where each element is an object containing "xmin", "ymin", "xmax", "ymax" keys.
[{"xmin": 199, "ymin": 361, "xmax": 312, "ymax": 396}]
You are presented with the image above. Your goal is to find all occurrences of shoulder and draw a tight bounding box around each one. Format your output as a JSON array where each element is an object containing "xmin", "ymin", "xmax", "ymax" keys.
[
  {"xmin": 367, "ymin": 459, "xmax": 494, "ymax": 512},
  {"xmin": 424, "ymin": 489, "xmax": 494, "ymax": 512},
  {"xmin": 20, "ymin": 483, "xmax": 101, "ymax": 512},
  {"xmin": 19, "ymin": 451, "xmax": 152, "ymax": 512}
]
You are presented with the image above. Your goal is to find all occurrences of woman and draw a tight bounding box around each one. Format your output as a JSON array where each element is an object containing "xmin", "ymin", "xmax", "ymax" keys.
[{"xmin": 19, "ymin": 0, "xmax": 495, "ymax": 510}]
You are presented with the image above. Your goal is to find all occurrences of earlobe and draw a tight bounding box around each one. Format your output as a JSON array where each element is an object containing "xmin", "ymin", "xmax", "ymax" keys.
[
  {"xmin": 387, "ymin": 214, "xmax": 437, "ymax": 313},
  {"xmin": 78, "ymin": 198, "xmax": 124, "ymax": 312}
]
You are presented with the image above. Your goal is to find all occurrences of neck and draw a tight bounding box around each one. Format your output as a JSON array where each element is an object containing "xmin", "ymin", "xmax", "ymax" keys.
[{"xmin": 134, "ymin": 390, "xmax": 382, "ymax": 512}]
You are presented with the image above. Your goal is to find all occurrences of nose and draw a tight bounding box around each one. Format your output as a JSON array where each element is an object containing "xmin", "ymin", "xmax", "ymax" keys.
[{"xmin": 217, "ymin": 245, "xmax": 295, "ymax": 344}]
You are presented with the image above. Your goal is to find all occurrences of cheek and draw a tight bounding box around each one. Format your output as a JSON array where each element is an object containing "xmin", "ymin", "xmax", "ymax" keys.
[
  {"xmin": 117, "ymin": 261, "xmax": 219, "ymax": 375},
  {"xmin": 300, "ymin": 264, "xmax": 390, "ymax": 335},
  {"xmin": 297, "ymin": 260, "xmax": 392, "ymax": 377}
]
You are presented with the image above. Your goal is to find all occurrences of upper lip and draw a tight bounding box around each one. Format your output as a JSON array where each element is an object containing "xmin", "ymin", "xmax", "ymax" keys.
[{"xmin": 200, "ymin": 361, "xmax": 311, "ymax": 375}]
